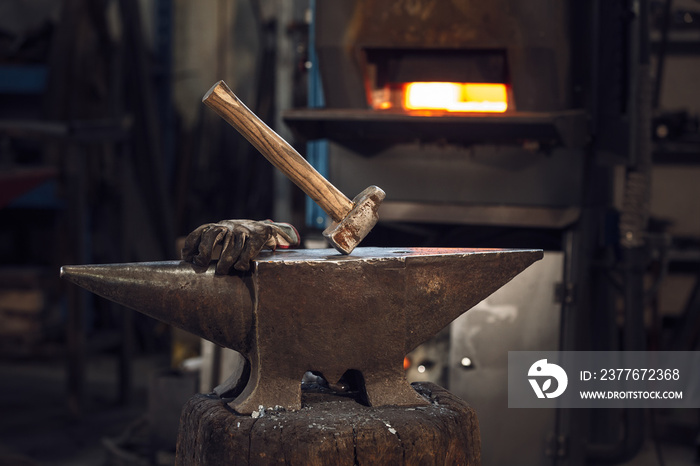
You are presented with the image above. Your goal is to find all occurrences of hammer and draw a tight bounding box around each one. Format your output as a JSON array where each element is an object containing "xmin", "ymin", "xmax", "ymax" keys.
[{"xmin": 202, "ymin": 81, "xmax": 385, "ymax": 254}]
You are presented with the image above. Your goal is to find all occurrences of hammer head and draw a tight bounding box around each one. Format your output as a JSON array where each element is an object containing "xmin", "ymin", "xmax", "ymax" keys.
[{"xmin": 323, "ymin": 185, "xmax": 385, "ymax": 254}]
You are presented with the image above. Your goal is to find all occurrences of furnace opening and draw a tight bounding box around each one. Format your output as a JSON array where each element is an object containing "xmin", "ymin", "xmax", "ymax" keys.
[{"xmin": 363, "ymin": 48, "xmax": 510, "ymax": 113}]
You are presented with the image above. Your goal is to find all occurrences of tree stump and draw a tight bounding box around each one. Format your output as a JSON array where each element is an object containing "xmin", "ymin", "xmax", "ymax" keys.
[{"xmin": 176, "ymin": 382, "xmax": 480, "ymax": 465}]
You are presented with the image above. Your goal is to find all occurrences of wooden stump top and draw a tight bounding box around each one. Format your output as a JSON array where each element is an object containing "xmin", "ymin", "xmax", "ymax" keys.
[{"xmin": 176, "ymin": 382, "xmax": 480, "ymax": 465}]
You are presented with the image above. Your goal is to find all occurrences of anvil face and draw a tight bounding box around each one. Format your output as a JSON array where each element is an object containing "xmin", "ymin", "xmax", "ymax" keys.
[{"xmin": 61, "ymin": 247, "xmax": 542, "ymax": 414}]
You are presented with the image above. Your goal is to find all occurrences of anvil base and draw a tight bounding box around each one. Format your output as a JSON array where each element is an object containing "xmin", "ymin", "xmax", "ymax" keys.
[{"xmin": 176, "ymin": 383, "xmax": 480, "ymax": 466}]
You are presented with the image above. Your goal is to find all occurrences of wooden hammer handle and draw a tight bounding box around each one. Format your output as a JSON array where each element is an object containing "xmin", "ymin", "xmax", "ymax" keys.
[{"xmin": 203, "ymin": 81, "xmax": 353, "ymax": 223}]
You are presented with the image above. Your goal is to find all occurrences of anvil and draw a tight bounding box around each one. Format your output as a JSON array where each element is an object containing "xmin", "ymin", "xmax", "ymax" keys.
[{"xmin": 61, "ymin": 247, "xmax": 542, "ymax": 414}]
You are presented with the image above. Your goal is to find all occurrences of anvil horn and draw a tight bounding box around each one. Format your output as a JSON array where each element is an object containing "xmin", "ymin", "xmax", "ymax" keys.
[{"xmin": 60, "ymin": 261, "xmax": 254, "ymax": 354}]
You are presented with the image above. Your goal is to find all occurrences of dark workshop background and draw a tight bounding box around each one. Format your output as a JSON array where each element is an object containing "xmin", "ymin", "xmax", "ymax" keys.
[{"xmin": 1, "ymin": 0, "xmax": 700, "ymax": 465}]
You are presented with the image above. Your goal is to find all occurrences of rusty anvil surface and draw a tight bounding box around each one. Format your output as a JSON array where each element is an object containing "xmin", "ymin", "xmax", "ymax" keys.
[{"xmin": 61, "ymin": 247, "xmax": 542, "ymax": 414}]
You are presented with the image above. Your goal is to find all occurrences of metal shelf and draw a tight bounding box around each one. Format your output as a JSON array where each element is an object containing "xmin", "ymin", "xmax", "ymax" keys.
[{"xmin": 283, "ymin": 108, "xmax": 589, "ymax": 151}]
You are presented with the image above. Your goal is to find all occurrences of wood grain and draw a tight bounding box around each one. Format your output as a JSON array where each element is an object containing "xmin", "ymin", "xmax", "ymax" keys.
[
  {"xmin": 176, "ymin": 382, "xmax": 481, "ymax": 465},
  {"xmin": 203, "ymin": 81, "xmax": 353, "ymax": 222}
]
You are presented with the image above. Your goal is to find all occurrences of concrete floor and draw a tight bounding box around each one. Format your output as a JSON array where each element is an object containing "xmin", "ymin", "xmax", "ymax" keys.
[
  {"xmin": 0, "ymin": 352, "xmax": 697, "ymax": 466},
  {"xmin": 0, "ymin": 353, "xmax": 168, "ymax": 466},
  {"xmin": 621, "ymin": 441, "xmax": 698, "ymax": 466}
]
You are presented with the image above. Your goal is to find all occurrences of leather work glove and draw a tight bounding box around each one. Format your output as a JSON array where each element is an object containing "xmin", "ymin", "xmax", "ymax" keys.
[{"xmin": 181, "ymin": 219, "xmax": 299, "ymax": 274}]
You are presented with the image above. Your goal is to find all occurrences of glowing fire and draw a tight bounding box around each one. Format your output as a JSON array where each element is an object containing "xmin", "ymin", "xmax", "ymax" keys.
[{"xmin": 403, "ymin": 82, "xmax": 508, "ymax": 113}]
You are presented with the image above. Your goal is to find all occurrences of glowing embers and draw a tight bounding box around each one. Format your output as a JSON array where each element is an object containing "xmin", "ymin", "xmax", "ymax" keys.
[{"xmin": 403, "ymin": 82, "xmax": 508, "ymax": 113}]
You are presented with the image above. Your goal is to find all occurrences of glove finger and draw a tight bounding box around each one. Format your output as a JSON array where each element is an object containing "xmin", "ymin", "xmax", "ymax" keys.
[
  {"xmin": 194, "ymin": 225, "xmax": 226, "ymax": 267},
  {"xmin": 234, "ymin": 227, "xmax": 270, "ymax": 272},
  {"xmin": 181, "ymin": 224, "xmax": 211, "ymax": 261},
  {"xmin": 215, "ymin": 229, "xmax": 238, "ymax": 275},
  {"xmin": 219, "ymin": 228, "xmax": 248, "ymax": 273}
]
